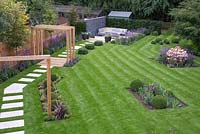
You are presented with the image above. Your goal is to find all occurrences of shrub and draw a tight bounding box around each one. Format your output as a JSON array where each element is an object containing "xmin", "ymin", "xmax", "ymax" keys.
[
  {"xmin": 155, "ymin": 38, "xmax": 162, "ymax": 43},
  {"xmin": 54, "ymin": 102, "xmax": 67, "ymax": 120},
  {"xmin": 78, "ymin": 48, "xmax": 88, "ymax": 55},
  {"xmin": 151, "ymin": 41, "xmax": 156, "ymax": 44},
  {"xmin": 64, "ymin": 57, "xmax": 80, "ymax": 67},
  {"xmin": 130, "ymin": 79, "xmax": 144, "ymax": 92},
  {"xmin": 164, "ymin": 39, "xmax": 170, "ymax": 44},
  {"xmin": 151, "ymin": 31, "xmax": 159, "ymax": 36},
  {"xmin": 151, "ymin": 95, "xmax": 167, "ymax": 109},
  {"xmin": 85, "ymin": 44, "xmax": 95, "ymax": 50},
  {"xmin": 159, "ymin": 41, "xmax": 163, "ymax": 45},
  {"xmin": 144, "ymin": 29, "xmax": 151, "ymax": 35},
  {"xmin": 106, "ymin": 18, "xmax": 162, "ymax": 33},
  {"xmin": 94, "ymin": 41, "xmax": 103, "ymax": 46},
  {"xmin": 51, "ymin": 74, "xmax": 58, "ymax": 82},
  {"xmin": 171, "ymin": 37, "xmax": 181, "ymax": 44}
]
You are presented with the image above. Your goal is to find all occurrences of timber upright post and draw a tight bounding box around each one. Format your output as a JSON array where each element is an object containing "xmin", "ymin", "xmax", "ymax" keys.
[{"xmin": 47, "ymin": 57, "xmax": 52, "ymax": 116}]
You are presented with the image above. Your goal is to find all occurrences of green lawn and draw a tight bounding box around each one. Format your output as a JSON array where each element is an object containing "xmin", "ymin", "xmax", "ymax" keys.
[{"xmin": 1, "ymin": 35, "xmax": 200, "ymax": 134}]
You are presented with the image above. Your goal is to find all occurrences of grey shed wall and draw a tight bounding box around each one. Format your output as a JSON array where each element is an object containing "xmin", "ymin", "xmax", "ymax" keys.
[{"xmin": 84, "ymin": 16, "xmax": 106, "ymax": 35}]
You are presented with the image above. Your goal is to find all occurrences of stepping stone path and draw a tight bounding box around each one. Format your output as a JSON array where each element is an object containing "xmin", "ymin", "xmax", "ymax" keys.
[
  {"xmin": 57, "ymin": 42, "xmax": 92, "ymax": 57},
  {"xmin": 0, "ymin": 67, "xmax": 47, "ymax": 133}
]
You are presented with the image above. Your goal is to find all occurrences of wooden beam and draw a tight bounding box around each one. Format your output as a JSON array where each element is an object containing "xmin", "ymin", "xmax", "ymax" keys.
[
  {"xmin": 72, "ymin": 27, "xmax": 75, "ymax": 59},
  {"xmin": 41, "ymin": 30, "xmax": 44, "ymax": 55},
  {"xmin": 47, "ymin": 58, "xmax": 52, "ymax": 116},
  {"xmin": 0, "ymin": 55, "xmax": 50, "ymax": 62}
]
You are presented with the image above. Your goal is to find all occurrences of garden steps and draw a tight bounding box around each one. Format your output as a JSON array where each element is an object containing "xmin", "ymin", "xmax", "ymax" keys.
[{"xmin": 0, "ymin": 67, "xmax": 44, "ymax": 133}]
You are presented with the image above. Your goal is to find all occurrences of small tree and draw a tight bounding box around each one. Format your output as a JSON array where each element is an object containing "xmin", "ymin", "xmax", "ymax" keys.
[
  {"xmin": 170, "ymin": 0, "xmax": 200, "ymax": 53},
  {"xmin": 68, "ymin": 5, "xmax": 78, "ymax": 25},
  {"xmin": 0, "ymin": 0, "xmax": 29, "ymax": 55}
]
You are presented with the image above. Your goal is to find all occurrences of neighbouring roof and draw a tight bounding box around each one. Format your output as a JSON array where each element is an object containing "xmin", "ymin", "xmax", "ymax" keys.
[
  {"xmin": 53, "ymin": 5, "xmax": 103, "ymax": 16},
  {"xmin": 108, "ymin": 11, "xmax": 132, "ymax": 18}
]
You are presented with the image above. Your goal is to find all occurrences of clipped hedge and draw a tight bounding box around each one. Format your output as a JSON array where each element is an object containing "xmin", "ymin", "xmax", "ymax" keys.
[
  {"xmin": 85, "ymin": 44, "xmax": 95, "ymax": 50},
  {"xmin": 106, "ymin": 18, "xmax": 162, "ymax": 33},
  {"xmin": 78, "ymin": 48, "xmax": 88, "ymax": 55},
  {"xmin": 72, "ymin": 21, "xmax": 86, "ymax": 35},
  {"xmin": 94, "ymin": 41, "xmax": 103, "ymax": 46}
]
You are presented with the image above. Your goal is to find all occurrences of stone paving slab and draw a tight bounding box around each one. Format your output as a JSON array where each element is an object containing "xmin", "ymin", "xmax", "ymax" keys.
[
  {"xmin": 0, "ymin": 120, "xmax": 24, "ymax": 129},
  {"xmin": 3, "ymin": 95, "xmax": 23, "ymax": 101},
  {"xmin": 62, "ymin": 52, "xmax": 67, "ymax": 55},
  {"xmin": 26, "ymin": 73, "xmax": 42, "ymax": 78},
  {"xmin": 1, "ymin": 102, "xmax": 23, "ymax": 109},
  {"xmin": 75, "ymin": 46, "xmax": 82, "ymax": 50},
  {"xmin": 3, "ymin": 131, "xmax": 24, "ymax": 134},
  {"xmin": 4, "ymin": 83, "xmax": 27, "ymax": 95},
  {"xmin": 0, "ymin": 110, "xmax": 24, "ymax": 118},
  {"xmin": 40, "ymin": 65, "xmax": 54, "ymax": 69},
  {"xmin": 79, "ymin": 44, "xmax": 86, "ymax": 46},
  {"xmin": 33, "ymin": 69, "xmax": 47, "ymax": 73},
  {"xmin": 58, "ymin": 54, "xmax": 67, "ymax": 57},
  {"xmin": 18, "ymin": 78, "xmax": 35, "ymax": 83}
]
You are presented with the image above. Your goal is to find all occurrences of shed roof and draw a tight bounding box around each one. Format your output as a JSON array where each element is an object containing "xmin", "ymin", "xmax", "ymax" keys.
[{"xmin": 108, "ymin": 11, "xmax": 132, "ymax": 18}]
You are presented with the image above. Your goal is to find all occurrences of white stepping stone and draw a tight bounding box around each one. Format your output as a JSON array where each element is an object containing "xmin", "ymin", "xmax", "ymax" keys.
[
  {"xmin": 40, "ymin": 65, "xmax": 53, "ymax": 69},
  {"xmin": 26, "ymin": 73, "xmax": 42, "ymax": 78},
  {"xmin": 18, "ymin": 78, "xmax": 35, "ymax": 83},
  {"xmin": 3, "ymin": 131, "xmax": 24, "ymax": 134},
  {"xmin": 0, "ymin": 120, "xmax": 24, "ymax": 129},
  {"xmin": 4, "ymin": 83, "xmax": 27, "ymax": 94},
  {"xmin": 79, "ymin": 44, "xmax": 85, "ymax": 46},
  {"xmin": 75, "ymin": 46, "xmax": 82, "ymax": 50},
  {"xmin": 3, "ymin": 95, "xmax": 23, "ymax": 101},
  {"xmin": 1, "ymin": 102, "xmax": 23, "ymax": 109},
  {"xmin": 62, "ymin": 52, "xmax": 67, "ymax": 55},
  {"xmin": 58, "ymin": 54, "xmax": 67, "ymax": 57},
  {"xmin": 0, "ymin": 110, "xmax": 24, "ymax": 118},
  {"xmin": 33, "ymin": 69, "xmax": 47, "ymax": 73}
]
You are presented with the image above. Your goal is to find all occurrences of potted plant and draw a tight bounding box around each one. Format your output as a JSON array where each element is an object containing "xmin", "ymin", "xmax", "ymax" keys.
[
  {"xmin": 105, "ymin": 34, "xmax": 112, "ymax": 42},
  {"xmin": 81, "ymin": 32, "xmax": 89, "ymax": 40}
]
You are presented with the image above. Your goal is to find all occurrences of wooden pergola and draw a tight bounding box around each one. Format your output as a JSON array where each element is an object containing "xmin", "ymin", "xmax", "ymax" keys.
[
  {"xmin": 0, "ymin": 55, "xmax": 52, "ymax": 116},
  {"xmin": 31, "ymin": 25, "xmax": 75, "ymax": 63}
]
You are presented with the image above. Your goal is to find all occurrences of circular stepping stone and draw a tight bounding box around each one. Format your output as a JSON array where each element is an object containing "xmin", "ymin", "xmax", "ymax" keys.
[
  {"xmin": 18, "ymin": 78, "xmax": 35, "ymax": 83},
  {"xmin": 4, "ymin": 83, "xmax": 27, "ymax": 94},
  {"xmin": 0, "ymin": 120, "xmax": 24, "ymax": 129},
  {"xmin": 0, "ymin": 110, "xmax": 23, "ymax": 118},
  {"xmin": 75, "ymin": 46, "xmax": 82, "ymax": 50},
  {"xmin": 1, "ymin": 102, "xmax": 23, "ymax": 109},
  {"xmin": 3, "ymin": 95, "xmax": 23, "ymax": 101}
]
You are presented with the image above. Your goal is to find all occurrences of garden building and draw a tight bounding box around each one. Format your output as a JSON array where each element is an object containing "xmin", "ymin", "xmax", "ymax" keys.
[{"xmin": 108, "ymin": 11, "xmax": 133, "ymax": 19}]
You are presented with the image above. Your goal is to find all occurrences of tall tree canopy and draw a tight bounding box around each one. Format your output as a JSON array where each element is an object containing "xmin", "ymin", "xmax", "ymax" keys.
[
  {"xmin": 170, "ymin": 0, "xmax": 200, "ymax": 52},
  {"xmin": 56, "ymin": 0, "xmax": 183, "ymax": 20},
  {"xmin": 18, "ymin": 0, "xmax": 58, "ymax": 25}
]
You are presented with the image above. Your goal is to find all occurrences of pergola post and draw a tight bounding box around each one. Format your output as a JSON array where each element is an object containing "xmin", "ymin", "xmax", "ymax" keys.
[
  {"xmin": 40, "ymin": 30, "xmax": 44, "ymax": 55},
  {"xmin": 0, "ymin": 55, "xmax": 52, "ymax": 116},
  {"xmin": 47, "ymin": 57, "xmax": 52, "ymax": 116}
]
